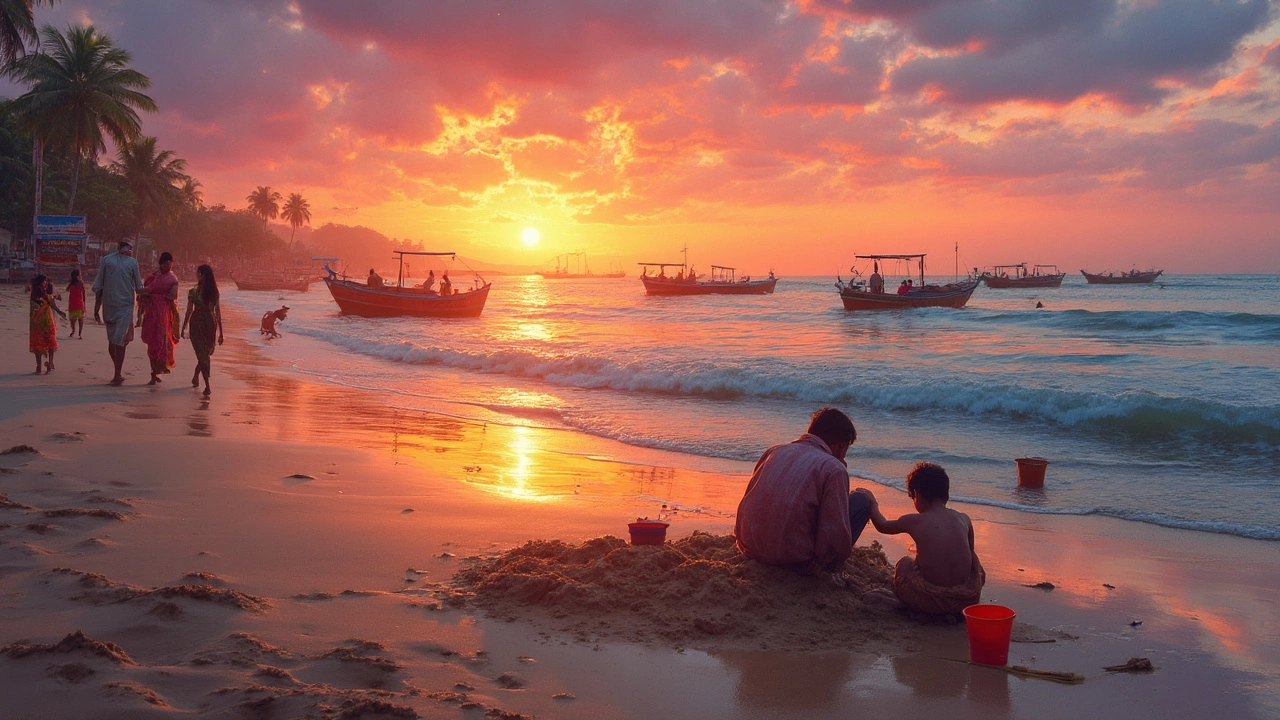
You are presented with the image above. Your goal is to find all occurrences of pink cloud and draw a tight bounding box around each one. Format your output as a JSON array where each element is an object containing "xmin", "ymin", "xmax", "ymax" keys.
[{"xmin": 2, "ymin": 0, "xmax": 1275, "ymax": 270}]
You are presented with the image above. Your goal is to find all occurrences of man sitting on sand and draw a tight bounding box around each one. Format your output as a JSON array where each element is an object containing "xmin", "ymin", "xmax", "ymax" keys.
[
  {"xmin": 864, "ymin": 462, "xmax": 985, "ymax": 615},
  {"xmin": 734, "ymin": 407, "xmax": 873, "ymax": 576}
]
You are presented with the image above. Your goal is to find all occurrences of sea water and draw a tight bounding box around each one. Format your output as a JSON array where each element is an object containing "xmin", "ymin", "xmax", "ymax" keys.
[{"xmin": 224, "ymin": 273, "xmax": 1280, "ymax": 542}]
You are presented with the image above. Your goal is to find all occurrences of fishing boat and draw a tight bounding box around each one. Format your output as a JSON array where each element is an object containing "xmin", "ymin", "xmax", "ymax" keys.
[
  {"xmin": 981, "ymin": 263, "xmax": 1066, "ymax": 288},
  {"xmin": 322, "ymin": 250, "xmax": 491, "ymax": 317},
  {"xmin": 639, "ymin": 261, "xmax": 777, "ymax": 296},
  {"xmin": 1081, "ymin": 268, "xmax": 1163, "ymax": 284},
  {"xmin": 537, "ymin": 252, "xmax": 625, "ymax": 279},
  {"xmin": 232, "ymin": 275, "xmax": 312, "ymax": 292},
  {"xmin": 837, "ymin": 254, "xmax": 979, "ymax": 310}
]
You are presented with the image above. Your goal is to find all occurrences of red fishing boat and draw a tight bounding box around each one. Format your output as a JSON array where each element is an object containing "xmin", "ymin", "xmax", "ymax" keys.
[
  {"xmin": 981, "ymin": 263, "xmax": 1066, "ymax": 288},
  {"xmin": 1081, "ymin": 268, "xmax": 1163, "ymax": 284},
  {"xmin": 322, "ymin": 251, "xmax": 491, "ymax": 317},
  {"xmin": 837, "ymin": 254, "xmax": 979, "ymax": 310}
]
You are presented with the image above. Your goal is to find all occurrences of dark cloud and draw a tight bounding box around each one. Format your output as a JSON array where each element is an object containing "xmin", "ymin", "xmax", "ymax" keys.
[{"xmin": 888, "ymin": 0, "xmax": 1275, "ymax": 106}]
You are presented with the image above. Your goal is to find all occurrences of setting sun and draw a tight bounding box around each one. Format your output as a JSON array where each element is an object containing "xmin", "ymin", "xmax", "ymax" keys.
[{"xmin": 521, "ymin": 227, "xmax": 541, "ymax": 247}]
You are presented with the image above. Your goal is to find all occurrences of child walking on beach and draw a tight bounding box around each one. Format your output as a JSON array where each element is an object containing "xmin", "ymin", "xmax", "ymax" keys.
[
  {"xmin": 864, "ymin": 462, "xmax": 985, "ymax": 615},
  {"xmin": 66, "ymin": 269, "xmax": 86, "ymax": 338},
  {"xmin": 29, "ymin": 275, "xmax": 68, "ymax": 374}
]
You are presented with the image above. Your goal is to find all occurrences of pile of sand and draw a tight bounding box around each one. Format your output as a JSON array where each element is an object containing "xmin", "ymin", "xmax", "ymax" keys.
[{"xmin": 448, "ymin": 533, "xmax": 923, "ymax": 652}]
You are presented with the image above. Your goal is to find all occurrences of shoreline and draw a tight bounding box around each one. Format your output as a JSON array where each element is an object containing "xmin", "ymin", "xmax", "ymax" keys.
[{"xmin": 2, "ymin": 284, "xmax": 1278, "ymax": 718}]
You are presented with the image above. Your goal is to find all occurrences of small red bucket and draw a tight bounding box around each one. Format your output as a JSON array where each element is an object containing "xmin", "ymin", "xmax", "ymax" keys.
[
  {"xmin": 964, "ymin": 604, "xmax": 1017, "ymax": 665},
  {"xmin": 1015, "ymin": 457, "xmax": 1049, "ymax": 489},
  {"xmin": 628, "ymin": 521, "xmax": 669, "ymax": 546}
]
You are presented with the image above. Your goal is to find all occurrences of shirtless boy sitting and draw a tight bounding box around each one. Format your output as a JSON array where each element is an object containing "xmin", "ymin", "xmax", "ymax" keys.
[{"xmin": 863, "ymin": 462, "xmax": 985, "ymax": 615}]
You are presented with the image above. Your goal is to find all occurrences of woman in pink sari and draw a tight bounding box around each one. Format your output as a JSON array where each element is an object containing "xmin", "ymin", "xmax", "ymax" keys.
[{"xmin": 141, "ymin": 251, "xmax": 180, "ymax": 385}]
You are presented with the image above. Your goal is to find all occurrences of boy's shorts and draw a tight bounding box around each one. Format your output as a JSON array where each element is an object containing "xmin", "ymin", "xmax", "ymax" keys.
[{"xmin": 68, "ymin": 310, "xmax": 84, "ymax": 321}]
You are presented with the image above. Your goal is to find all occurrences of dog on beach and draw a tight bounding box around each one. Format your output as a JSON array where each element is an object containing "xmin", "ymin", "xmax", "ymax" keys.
[{"xmin": 260, "ymin": 306, "xmax": 289, "ymax": 338}]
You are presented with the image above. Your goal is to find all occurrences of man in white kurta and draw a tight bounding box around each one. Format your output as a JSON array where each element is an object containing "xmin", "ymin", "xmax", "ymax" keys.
[{"xmin": 92, "ymin": 240, "xmax": 144, "ymax": 385}]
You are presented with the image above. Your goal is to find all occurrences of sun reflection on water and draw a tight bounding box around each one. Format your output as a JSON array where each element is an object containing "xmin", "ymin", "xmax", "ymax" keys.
[{"xmin": 481, "ymin": 426, "xmax": 560, "ymax": 503}]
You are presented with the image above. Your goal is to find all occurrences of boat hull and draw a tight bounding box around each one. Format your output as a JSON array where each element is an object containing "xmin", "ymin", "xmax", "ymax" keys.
[
  {"xmin": 234, "ymin": 278, "xmax": 311, "ymax": 292},
  {"xmin": 839, "ymin": 279, "xmax": 979, "ymax": 310},
  {"xmin": 981, "ymin": 273, "xmax": 1065, "ymax": 288},
  {"xmin": 641, "ymin": 277, "xmax": 777, "ymax": 295},
  {"xmin": 1081, "ymin": 270, "xmax": 1163, "ymax": 284},
  {"xmin": 323, "ymin": 278, "xmax": 491, "ymax": 317}
]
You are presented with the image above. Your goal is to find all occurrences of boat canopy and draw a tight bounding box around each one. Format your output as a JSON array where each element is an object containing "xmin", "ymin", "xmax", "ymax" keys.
[
  {"xmin": 310, "ymin": 256, "xmax": 342, "ymax": 262},
  {"xmin": 637, "ymin": 262, "xmax": 686, "ymax": 269},
  {"xmin": 851, "ymin": 253, "xmax": 927, "ymax": 287},
  {"xmin": 394, "ymin": 251, "xmax": 456, "ymax": 257}
]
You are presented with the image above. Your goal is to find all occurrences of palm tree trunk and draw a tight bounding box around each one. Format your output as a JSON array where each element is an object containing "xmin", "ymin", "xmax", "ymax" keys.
[
  {"xmin": 67, "ymin": 152, "xmax": 81, "ymax": 214},
  {"xmin": 31, "ymin": 136, "xmax": 43, "ymax": 230},
  {"xmin": 289, "ymin": 226, "xmax": 296, "ymax": 249}
]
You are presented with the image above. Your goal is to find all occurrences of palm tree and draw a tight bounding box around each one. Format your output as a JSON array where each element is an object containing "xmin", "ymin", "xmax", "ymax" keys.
[
  {"xmin": 179, "ymin": 176, "xmax": 202, "ymax": 210},
  {"xmin": 0, "ymin": 0, "xmax": 57, "ymax": 68},
  {"xmin": 110, "ymin": 135, "xmax": 187, "ymax": 233},
  {"xmin": 7, "ymin": 24, "xmax": 156, "ymax": 214},
  {"xmin": 280, "ymin": 192, "xmax": 310, "ymax": 248},
  {"xmin": 246, "ymin": 185, "xmax": 281, "ymax": 229}
]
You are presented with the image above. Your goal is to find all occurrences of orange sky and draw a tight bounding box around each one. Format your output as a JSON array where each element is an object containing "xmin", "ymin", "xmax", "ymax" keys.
[{"xmin": 5, "ymin": 0, "xmax": 1279, "ymax": 273}]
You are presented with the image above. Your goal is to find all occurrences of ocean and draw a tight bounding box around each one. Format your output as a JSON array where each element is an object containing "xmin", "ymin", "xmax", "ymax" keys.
[{"xmin": 224, "ymin": 272, "xmax": 1280, "ymax": 542}]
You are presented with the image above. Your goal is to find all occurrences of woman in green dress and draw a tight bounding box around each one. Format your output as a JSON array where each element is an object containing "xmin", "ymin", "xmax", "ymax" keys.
[{"xmin": 180, "ymin": 264, "xmax": 224, "ymax": 396}]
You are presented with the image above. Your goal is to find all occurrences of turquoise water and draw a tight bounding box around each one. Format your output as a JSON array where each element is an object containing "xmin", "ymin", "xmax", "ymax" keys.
[{"xmin": 226, "ymin": 273, "xmax": 1280, "ymax": 541}]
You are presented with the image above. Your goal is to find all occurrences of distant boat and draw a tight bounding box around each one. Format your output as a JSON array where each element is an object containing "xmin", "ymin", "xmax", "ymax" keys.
[
  {"xmin": 639, "ymin": 261, "xmax": 777, "ymax": 296},
  {"xmin": 837, "ymin": 254, "xmax": 979, "ymax": 310},
  {"xmin": 1081, "ymin": 269, "xmax": 1163, "ymax": 284},
  {"xmin": 981, "ymin": 263, "xmax": 1066, "ymax": 288},
  {"xmin": 322, "ymin": 251, "xmax": 491, "ymax": 317},
  {"xmin": 232, "ymin": 275, "xmax": 311, "ymax": 292},
  {"xmin": 538, "ymin": 252, "xmax": 625, "ymax": 279}
]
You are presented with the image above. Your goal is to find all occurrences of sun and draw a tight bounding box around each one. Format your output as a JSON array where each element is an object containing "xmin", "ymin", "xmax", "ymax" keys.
[{"xmin": 521, "ymin": 227, "xmax": 541, "ymax": 247}]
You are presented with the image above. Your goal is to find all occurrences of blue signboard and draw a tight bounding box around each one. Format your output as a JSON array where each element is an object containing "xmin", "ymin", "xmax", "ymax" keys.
[{"xmin": 35, "ymin": 215, "xmax": 87, "ymax": 265}]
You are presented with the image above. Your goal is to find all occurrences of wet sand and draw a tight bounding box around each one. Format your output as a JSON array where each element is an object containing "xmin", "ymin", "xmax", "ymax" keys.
[{"xmin": 1, "ymin": 283, "xmax": 1278, "ymax": 719}]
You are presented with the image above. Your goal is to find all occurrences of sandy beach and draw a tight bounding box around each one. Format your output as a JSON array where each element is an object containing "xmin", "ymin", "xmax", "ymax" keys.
[{"xmin": 1, "ymin": 283, "xmax": 1278, "ymax": 720}]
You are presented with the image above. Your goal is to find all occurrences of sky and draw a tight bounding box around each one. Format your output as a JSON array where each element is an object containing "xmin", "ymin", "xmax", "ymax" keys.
[{"xmin": 4, "ymin": 0, "xmax": 1279, "ymax": 274}]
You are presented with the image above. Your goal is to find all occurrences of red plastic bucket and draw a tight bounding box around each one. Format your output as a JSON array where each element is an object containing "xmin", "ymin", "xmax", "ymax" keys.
[
  {"xmin": 964, "ymin": 604, "xmax": 1016, "ymax": 665},
  {"xmin": 1015, "ymin": 457, "xmax": 1049, "ymax": 489},
  {"xmin": 628, "ymin": 521, "xmax": 669, "ymax": 546}
]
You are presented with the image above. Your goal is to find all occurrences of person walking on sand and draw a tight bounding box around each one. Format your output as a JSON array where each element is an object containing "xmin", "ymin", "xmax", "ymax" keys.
[
  {"xmin": 66, "ymin": 269, "xmax": 86, "ymax": 338},
  {"xmin": 29, "ymin": 275, "xmax": 68, "ymax": 374},
  {"xmin": 734, "ymin": 407, "xmax": 873, "ymax": 576},
  {"xmin": 93, "ymin": 240, "xmax": 145, "ymax": 386},
  {"xmin": 862, "ymin": 462, "xmax": 985, "ymax": 615},
  {"xmin": 181, "ymin": 264, "xmax": 224, "ymax": 397},
  {"xmin": 141, "ymin": 251, "xmax": 180, "ymax": 385}
]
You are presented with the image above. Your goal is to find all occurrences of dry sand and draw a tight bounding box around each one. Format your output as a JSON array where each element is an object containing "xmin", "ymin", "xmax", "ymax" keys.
[{"xmin": 1, "ymin": 283, "xmax": 1278, "ymax": 719}]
